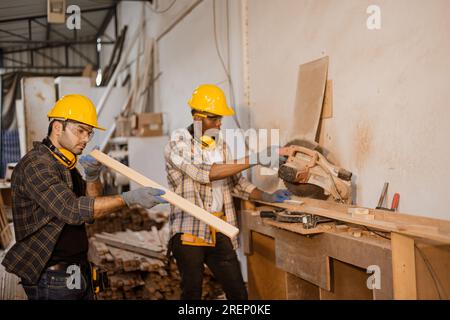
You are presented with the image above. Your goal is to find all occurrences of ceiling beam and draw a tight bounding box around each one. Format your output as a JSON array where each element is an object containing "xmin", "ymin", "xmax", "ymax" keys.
[
  {"xmin": 0, "ymin": 6, "xmax": 115, "ymax": 24},
  {"xmin": 2, "ymin": 41, "xmax": 114, "ymax": 54},
  {"xmin": 0, "ymin": 65, "xmax": 85, "ymax": 70},
  {"xmin": 0, "ymin": 39, "xmax": 115, "ymax": 45},
  {"xmin": 96, "ymin": 6, "xmax": 116, "ymax": 40},
  {"xmin": 2, "ymin": 55, "xmax": 30, "ymax": 66},
  {"xmin": 0, "ymin": 29, "xmax": 29, "ymax": 41}
]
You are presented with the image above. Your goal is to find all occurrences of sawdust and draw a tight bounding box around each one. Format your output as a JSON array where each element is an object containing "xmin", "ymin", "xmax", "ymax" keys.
[{"xmin": 354, "ymin": 120, "xmax": 373, "ymax": 170}]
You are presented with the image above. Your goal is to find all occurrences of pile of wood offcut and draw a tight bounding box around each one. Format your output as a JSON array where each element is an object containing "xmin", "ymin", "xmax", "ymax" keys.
[{"xmin": 88, "ymin": 206, "xmax": 224, "ymax": 300}]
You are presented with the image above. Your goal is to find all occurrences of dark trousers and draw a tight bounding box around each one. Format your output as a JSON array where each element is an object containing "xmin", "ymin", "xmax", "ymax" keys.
[
  {"xmin": 170, "ymin": 233, "xmax": 248, "ymax": 300},
  {"xmin": 21, "ymin": 262, "xmax": 94, "ymax": 300}
]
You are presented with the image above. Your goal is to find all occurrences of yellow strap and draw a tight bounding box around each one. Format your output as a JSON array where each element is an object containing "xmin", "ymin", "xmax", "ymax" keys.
[{"xmin": 181, "ymin": 212, "xmax": 225, "ymax": 247}]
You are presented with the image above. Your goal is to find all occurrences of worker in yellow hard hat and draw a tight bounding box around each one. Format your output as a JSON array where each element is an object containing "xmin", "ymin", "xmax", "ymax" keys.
[
  {"xmin": 164, "ymin": 84, "xmax": 291, "ymax": 300},
  {"xmin": 2, "ymin": 94, "xmax": 167, "ymax": 300}
]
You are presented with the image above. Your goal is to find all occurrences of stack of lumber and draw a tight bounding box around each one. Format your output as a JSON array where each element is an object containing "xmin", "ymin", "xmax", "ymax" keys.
[
  {"xmin": 88, "ymin": 225, "xmax": 224, "ymax": 300},
  {"xmin": 86, "ymin": 206, "xmax": 167, "ymax": 237}
]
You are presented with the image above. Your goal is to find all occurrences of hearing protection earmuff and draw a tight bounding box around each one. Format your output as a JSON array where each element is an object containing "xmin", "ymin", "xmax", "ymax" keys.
[
  {"xmin": 199, "ymin": 135, "xmax": 216, "ymax": 150},
  {"xmin": 187, "ymin": 123, "xmax": 217, "ymax": 150},
  {"xmin": 42, "ymin": 137, "xmax": 77, "ymax": 169}
]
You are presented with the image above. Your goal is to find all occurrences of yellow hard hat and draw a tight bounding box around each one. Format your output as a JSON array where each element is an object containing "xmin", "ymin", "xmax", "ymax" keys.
[
  {"xmin": 188, "ymin": 84, "xmax": 235, "ymax": 116},
  {"xmin": 47, "ymin": 94, "xmax": 105, "ymax": 130}
]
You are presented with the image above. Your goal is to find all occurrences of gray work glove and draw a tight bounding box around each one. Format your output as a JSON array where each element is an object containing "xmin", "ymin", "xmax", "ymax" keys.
[
  {"xmin": 79, "ymin": 153, "xmax": 104, "ymax": 182},
  {"xmin": 261, "ymin": 189, "xmax": 292, "ymax": 203},
  {"xmin": 249, "ymin": 145, "xmax": 284, "ymax": 168},
  {"xmin": 121, "ymin": 187, "xmax": 168, "ymax": 208}
]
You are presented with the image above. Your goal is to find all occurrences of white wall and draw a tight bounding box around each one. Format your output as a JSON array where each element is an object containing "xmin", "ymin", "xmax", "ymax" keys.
[
  {"xmin": 246, "ymin": 0, "xmax": 450, "ymax": 219},
  {"xmin": 103, "ymin": 0, "xmax": 450, "ymax": 220}
]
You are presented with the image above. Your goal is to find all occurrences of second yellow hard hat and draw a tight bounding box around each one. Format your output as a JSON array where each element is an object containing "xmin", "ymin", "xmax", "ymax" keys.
[{"xmin": 188, "ymin": 84, "xmax": 235, "ymax": 116}]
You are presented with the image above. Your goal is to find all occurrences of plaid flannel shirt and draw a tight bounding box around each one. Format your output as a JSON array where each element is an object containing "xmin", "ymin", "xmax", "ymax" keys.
[
  {"xmin": 1, "ymin": 142, "xmax": 94, "ymax": 284},
  {"xmin": 164, "ymin": 128, "xmax": 256, "ymax": 249}
]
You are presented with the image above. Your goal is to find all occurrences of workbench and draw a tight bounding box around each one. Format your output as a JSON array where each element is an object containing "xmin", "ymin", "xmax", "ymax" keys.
[{"xmin": 237, "ymin": 198, "xmax": 450, "ymax": 300}]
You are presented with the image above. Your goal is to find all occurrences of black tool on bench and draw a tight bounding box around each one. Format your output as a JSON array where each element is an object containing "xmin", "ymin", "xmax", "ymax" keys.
[
  {"xmin": 259, "ymin": 208, "xmax": 304, "ymax": 223},
  {"xmin": 259, "ymin": 209, "xmax": 332, "ymax": 228},
  {"xmin": 299, "ymin": 213, "xmax": 333, "ymax": 229}
]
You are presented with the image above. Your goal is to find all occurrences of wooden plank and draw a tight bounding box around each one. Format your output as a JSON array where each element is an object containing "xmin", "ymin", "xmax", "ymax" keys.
[
  {"xmin": 391, "ymin": 233, "xmax": 417, "ymax": 299},
  {"xmin": 319, "ymin": 259, "xmax": 373, "ymax": 300},
  {"xmin": 321, "ymin": 80, "xmax": 333, "ymax": 119},
  {"xmin": 244, "ymin": 197, "xmax": 450, "ymax": 244},
  {"xmin": 291, "ymin": 56, "xmax": 329, "ymax": 142},
  {"xmin": 90, "ymin": 150, "xmax": 239, "ymax": 239},
  {"xmin": 275, "ymin": 228, "xmax": 331, "ymax": 290}
]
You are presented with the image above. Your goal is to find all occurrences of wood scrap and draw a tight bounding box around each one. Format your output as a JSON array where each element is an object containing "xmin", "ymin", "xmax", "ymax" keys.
[
  {"xmin": 348, "ymin": 207, "xmax": 374, "ymax": 220},
  {"xmin": 94, "ymin": 231, "xmax": 165, "ymax": 260},
  {"xmin": 86, "ymin": 209, "xmax": 223, "ymax": 300},
  {"xmin": 88, "ymin": 233, "xmax": 223, "ymax": 300},
  {"xmin": 291, "ymin": 56, "xmax": 329, "ymax": 143},
  {"xmin": 86, "ymin": 206, "xmax": 167, "ymax": 237}
]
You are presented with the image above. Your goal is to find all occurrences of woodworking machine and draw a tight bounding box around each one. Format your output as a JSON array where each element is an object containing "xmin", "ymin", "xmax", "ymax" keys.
[{"xmin": 278, "ymin": 140, "xmax": 353, "ymax": 204}]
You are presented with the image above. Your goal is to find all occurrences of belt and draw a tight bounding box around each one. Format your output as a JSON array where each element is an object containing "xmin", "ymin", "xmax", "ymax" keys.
[{"xmin": 47, "ymin": 261, "xmax": 90, "ymax": 272}]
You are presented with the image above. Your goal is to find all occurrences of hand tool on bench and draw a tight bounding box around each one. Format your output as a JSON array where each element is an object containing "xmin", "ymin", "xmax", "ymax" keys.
[
  {"xmin": 391, "ymin": 193, "xmax": 400, "ymax": 212},
  {"xmin": 376, "ymin": 182, "xmax": 400, "ymax": 212},
  {"xmin": 259, "ymin": 209, "xmax": 305, "ymax": 223},
  {"xmin": 259, "ymin": 209, "xmax": 333, "ymax": 229}
]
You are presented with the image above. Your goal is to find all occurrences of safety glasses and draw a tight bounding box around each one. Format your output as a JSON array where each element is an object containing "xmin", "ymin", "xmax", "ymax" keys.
[
  {"xmin": 65, "ymin": 120, "xmax": 95, "ymax": 141},
  {"xmin": 194, "ymin": 113, "xmax": 223, "ymax": 121}
]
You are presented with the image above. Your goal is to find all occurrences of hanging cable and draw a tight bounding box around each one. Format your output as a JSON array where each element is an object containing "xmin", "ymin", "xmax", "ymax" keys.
[
  {"xmin": 147, "ymin": 0, "xmax": 177, "ymax": 14},
  {"xmin": 212, "ymin": 0, "xmax": 245, "ymax": 132}
]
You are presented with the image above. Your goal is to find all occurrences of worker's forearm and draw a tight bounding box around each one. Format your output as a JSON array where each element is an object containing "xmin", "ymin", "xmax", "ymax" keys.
[
  {"xmin": 209, "ymin": 156, "xmax": 254, "ymax": 181},
  {"xmin": 93, "ymin": 195, "xmax": 126, "ymax": 219},
  {"xmin": 249, "ymin": 188, "xmax": 264, "ymax": 201},
  {"xmin": 86, "ymin": 179, "xmax": 103, "ymax": 197}
]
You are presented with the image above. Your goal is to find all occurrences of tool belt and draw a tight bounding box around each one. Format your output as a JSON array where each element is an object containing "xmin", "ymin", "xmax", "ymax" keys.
[
  {"xmin": 181, "ymin": 212, "xmax": 226, "ymax": 247},
  {"xmin": 45, "ymin": 260, "xmax": 109, "ymax": 294},
  {"xmin": 91, "ymin": 265, "xmax": 109, "ymax": 294}
]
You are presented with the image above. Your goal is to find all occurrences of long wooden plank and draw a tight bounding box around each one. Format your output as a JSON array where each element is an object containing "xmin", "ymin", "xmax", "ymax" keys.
[
  {"xmin": 239, "ymin": 196, "xmax": 450, "ymax": 244},
  {"xmin": 391, "ymin": 233, "xmax": 417, "ymax": 299},
  {"xmin": 90, "ymin": 150, "xmax": 239, "ymax": 239}
]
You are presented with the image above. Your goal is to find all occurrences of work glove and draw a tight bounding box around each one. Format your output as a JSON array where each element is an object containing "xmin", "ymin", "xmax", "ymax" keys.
[
  {"xmin": 249, "ymin": 145, "xmax": 284, "ymax": 168},
  {"xmin": 121, "ymin": 187, "xmax": 168, "ymax": 208},
  {"xmin": 79, "ymin": 151, "xmax": 104, "ymax": 182},
  {"xmin": 261, "ymin": 189, "xmax": 292, "ymax": 203}
]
